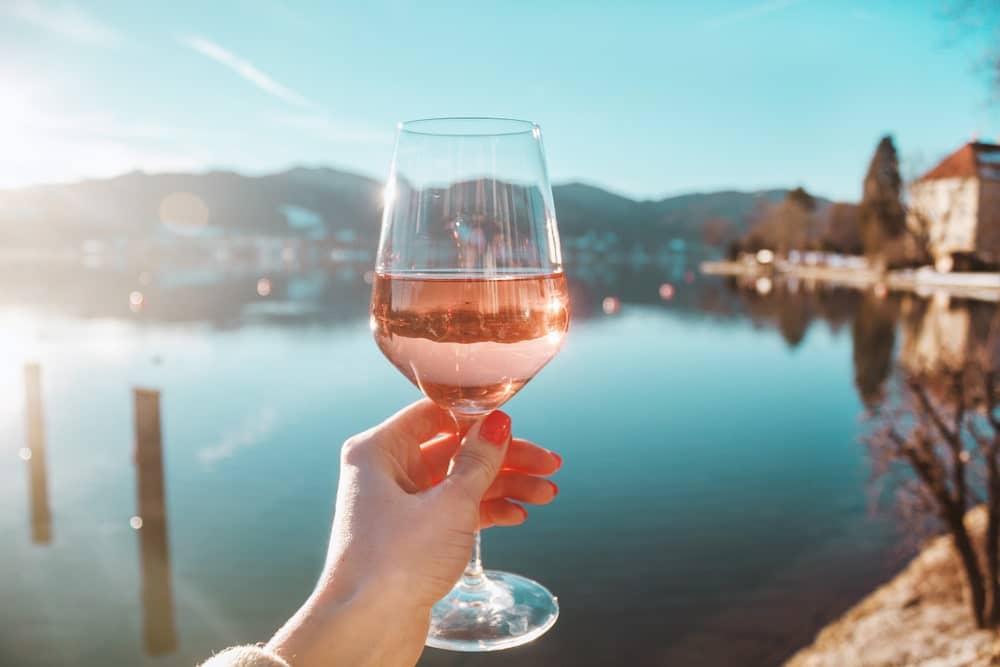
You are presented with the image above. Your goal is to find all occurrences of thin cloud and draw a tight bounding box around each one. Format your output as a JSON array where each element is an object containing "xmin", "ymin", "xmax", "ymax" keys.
[
  {"xmin": 5, "ymin": 0, "xmax": 118, "ymax": 45},
  {"xmin": 703, "ymin": 0, "xmax": 807, "ymax": 29},
  {"xmin": 182, "ymin": 35, "xmax": 311, "ymax": 107}
]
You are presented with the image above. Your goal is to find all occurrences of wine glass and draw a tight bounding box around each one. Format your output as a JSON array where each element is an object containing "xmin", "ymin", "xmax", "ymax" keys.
[{"xmin": 370, "ymin": 117, "xmax": 569, "ymax": 651}]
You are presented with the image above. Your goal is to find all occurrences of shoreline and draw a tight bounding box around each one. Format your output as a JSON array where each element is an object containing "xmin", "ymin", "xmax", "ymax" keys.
[{"xmin": 701, "ymin": 260, "xmax": 1000, "ymax": 303}]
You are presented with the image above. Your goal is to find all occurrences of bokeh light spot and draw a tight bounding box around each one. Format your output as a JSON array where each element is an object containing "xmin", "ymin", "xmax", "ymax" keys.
[
  {"xmin": 159, "ymin": 191, "xmax": 210, "ymax": 236},
  {"xmin": 129, "ymin": 291, "xmax": 144, "ymax": 312}
]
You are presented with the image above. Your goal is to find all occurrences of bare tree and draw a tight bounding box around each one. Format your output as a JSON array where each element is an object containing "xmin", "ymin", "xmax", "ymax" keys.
[
  {"xmin": 941, "ymin": 0, "xmax": 1000, "ymax": 102},
  {"xmin": 821, "ymin": 202, "xmax": 862, "ymax": 255},
  {"xmin": 904, "ymin": 204, "xmax": 939, "ymax": 266},
  {"xmin": 866, "ymin": 362, "xmax": 1000, "ymax": 627},
  {"xmin": 741, "ymin": 188, "xmax": 821, "ymax": 255}
]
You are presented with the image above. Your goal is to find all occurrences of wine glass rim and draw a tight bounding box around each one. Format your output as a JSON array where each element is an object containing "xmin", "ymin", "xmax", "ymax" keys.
[{"xmin": 399, "ymin": 117, "xmax": 537, "ymax": 137}]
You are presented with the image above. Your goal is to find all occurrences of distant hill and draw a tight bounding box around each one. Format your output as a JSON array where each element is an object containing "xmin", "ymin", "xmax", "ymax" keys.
[
  {"xmin": 554, "ymin": 181, "xmax": 795, "ymax": 247},
  {"xmin": 0, "ymin": 167, "xmax": 812, "ymax": 250},
  {"xmin": 0, "ymin": 167, "xmax": 383, "ymax": 247}
]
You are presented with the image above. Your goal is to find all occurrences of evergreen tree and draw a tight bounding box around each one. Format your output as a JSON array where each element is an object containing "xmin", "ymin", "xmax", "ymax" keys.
[{"xmin": 858, "ymin": 135, "xmax": 905, "ymax": 259}]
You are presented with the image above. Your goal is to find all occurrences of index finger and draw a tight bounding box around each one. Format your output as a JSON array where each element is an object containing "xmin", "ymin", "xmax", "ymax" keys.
[{"xmin": 378, "ymin": 399, "xmax": 454, "ymax": 450}]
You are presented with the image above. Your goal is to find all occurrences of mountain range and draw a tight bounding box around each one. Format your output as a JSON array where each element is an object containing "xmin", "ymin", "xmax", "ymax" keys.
[{"xmin": 0, "ymin": 167, "xmax": 810, "ymax": 250}]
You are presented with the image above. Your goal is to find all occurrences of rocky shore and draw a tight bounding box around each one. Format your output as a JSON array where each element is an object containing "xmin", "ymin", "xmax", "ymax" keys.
[{"xmin": 785, "ymin": 509, "xmax": 1000, "ymax": 667}]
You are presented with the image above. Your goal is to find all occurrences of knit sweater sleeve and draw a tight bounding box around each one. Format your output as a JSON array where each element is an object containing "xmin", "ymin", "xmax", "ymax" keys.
[{"xmin": 198, "ymin": 645, "xmax": 292, "ymax": 667}]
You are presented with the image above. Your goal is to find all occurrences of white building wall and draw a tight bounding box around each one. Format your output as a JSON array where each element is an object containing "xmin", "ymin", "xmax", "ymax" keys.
[{"xmin": 907, "ymin": 177, "xmax": 979, "ymax": 269}]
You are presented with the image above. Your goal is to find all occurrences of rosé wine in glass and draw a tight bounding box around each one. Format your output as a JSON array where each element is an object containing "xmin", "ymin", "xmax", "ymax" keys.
[{"xmin": 371, "ymin": 272, "xmax": 569, "ymax": 415}]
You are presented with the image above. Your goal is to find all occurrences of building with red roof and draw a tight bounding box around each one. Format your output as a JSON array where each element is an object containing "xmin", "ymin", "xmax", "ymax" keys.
[{"xmin": 907, "ymin": 142, "xmax": 1000, "ymax": 272}]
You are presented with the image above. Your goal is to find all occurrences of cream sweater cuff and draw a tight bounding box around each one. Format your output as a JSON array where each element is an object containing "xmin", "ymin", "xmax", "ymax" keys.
[{"xmin": 199, "ymin": 645, "xmax": 292, "ymax": 667}]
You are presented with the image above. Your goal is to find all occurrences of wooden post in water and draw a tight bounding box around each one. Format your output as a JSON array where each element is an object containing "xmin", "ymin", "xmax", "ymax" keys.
[
  {"xmin": 133, "ymin": 388, "xmax": 178, "ymax": 655},
  {"xmin": 24, "ymin": 363, "xmax": 52, "ymax": 544}
]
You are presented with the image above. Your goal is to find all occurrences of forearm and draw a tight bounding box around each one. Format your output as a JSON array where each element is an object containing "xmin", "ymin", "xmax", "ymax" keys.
[{"xmin": 265, "ymin": 581, "xmax": 430, "ymax": 667}]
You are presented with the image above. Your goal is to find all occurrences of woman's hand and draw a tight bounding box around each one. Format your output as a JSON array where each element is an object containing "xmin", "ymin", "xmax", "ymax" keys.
[{"xmin": 265, "ymin": 400, "xmax": 561, "ymax": 667}]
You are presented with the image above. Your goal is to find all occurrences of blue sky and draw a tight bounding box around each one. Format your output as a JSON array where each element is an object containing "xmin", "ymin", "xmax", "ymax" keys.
[{"xmin": 0, "ymin": 0, "xmax": 996, "ymax": 201}]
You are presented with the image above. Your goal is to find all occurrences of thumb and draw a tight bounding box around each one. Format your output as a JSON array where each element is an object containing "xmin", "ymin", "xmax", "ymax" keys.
[{"xmin": 444, "ymin": 411, "xmax": 511, "ymax": 502}]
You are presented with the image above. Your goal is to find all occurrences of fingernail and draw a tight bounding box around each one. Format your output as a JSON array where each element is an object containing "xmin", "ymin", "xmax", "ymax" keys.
[
  {"xmin": 551, "ymin": 452, "xmax": 562, "ymax": 469},
  {"xmin": 516, "ymin": 505, "xmax": 528, "ymax": 521},
  {"xmin": 480, "ymin": 411, "xmax": 511, "ymax": 446},
  {"xmin": 548, "ymin": 480, "xmax": 559, "ymax": 496}
]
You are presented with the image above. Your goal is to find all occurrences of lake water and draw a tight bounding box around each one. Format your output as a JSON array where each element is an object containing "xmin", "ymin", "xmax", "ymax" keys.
[{"xmin": 4, "ymin": 254, "xmax": 966, "ymax": 666}]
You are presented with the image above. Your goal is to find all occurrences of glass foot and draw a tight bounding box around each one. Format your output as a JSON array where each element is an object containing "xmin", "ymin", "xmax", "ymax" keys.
[{"xmin": 425, "ymin": 570, "xmax": 559, "ymax": 652}]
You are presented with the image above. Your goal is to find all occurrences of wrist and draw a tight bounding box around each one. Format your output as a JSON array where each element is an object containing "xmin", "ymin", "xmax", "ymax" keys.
[{"xmin": 267, "ymin": 575, "xmax": 430, "ymax": 667}]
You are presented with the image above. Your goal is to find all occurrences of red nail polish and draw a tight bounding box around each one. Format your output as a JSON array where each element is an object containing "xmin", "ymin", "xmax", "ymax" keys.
[
  {"xmin": 551, "ymin": 452, "xmax": 562, "ymax": 469},
  {"xmin": 548, "ymin": 480, "xmax": 559, "ymax": 496},
  {"xmin": 480, "ymin": 411, "xmax": 511, "ymax": 446}
]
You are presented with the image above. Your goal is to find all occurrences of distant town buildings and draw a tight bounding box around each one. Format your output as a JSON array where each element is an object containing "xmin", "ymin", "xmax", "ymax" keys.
[{"xmin": 907, "ymin": 141, "xmax": 1000, "ymax": 272}]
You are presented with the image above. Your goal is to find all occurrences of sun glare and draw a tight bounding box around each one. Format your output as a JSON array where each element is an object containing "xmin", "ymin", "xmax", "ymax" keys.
[{"xmin": 0, "ymin": 84, "xmax": 32, "ymax": 185}]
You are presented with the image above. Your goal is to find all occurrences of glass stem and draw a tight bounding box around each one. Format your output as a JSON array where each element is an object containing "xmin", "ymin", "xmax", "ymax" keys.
[
  {"xmin": 462, "ymin": 530, "xmax": 485, "ymax": 588},
  {"xmin": 453, "ymin": 413, "xmax": 487, "ymax": 590}
]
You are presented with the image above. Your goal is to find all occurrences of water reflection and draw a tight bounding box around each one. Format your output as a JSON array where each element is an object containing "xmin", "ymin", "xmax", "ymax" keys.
[
  {"xmin": 852, "ymin": 293, "xmax": 898, "ymax": 408},
  {"xmin": 23, "ymin": 363, "xmax": 51, "ymax": 544},
  {"xmin": 133, "ymin": 388, "xmax": 178, "ymax": 656},
  {"xmin": 721, "ymin": 276, "xmax": 1000, "ymax": 410},
  {"xmin": 899, "ymin": 293, "xmax": 1000, "ymax": 375}
]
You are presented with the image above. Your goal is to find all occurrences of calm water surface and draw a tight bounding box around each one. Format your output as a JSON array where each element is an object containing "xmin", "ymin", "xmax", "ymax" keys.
[{"xmin": 1, "ymin": 260, "xmax": 921, "ymax": 666}]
